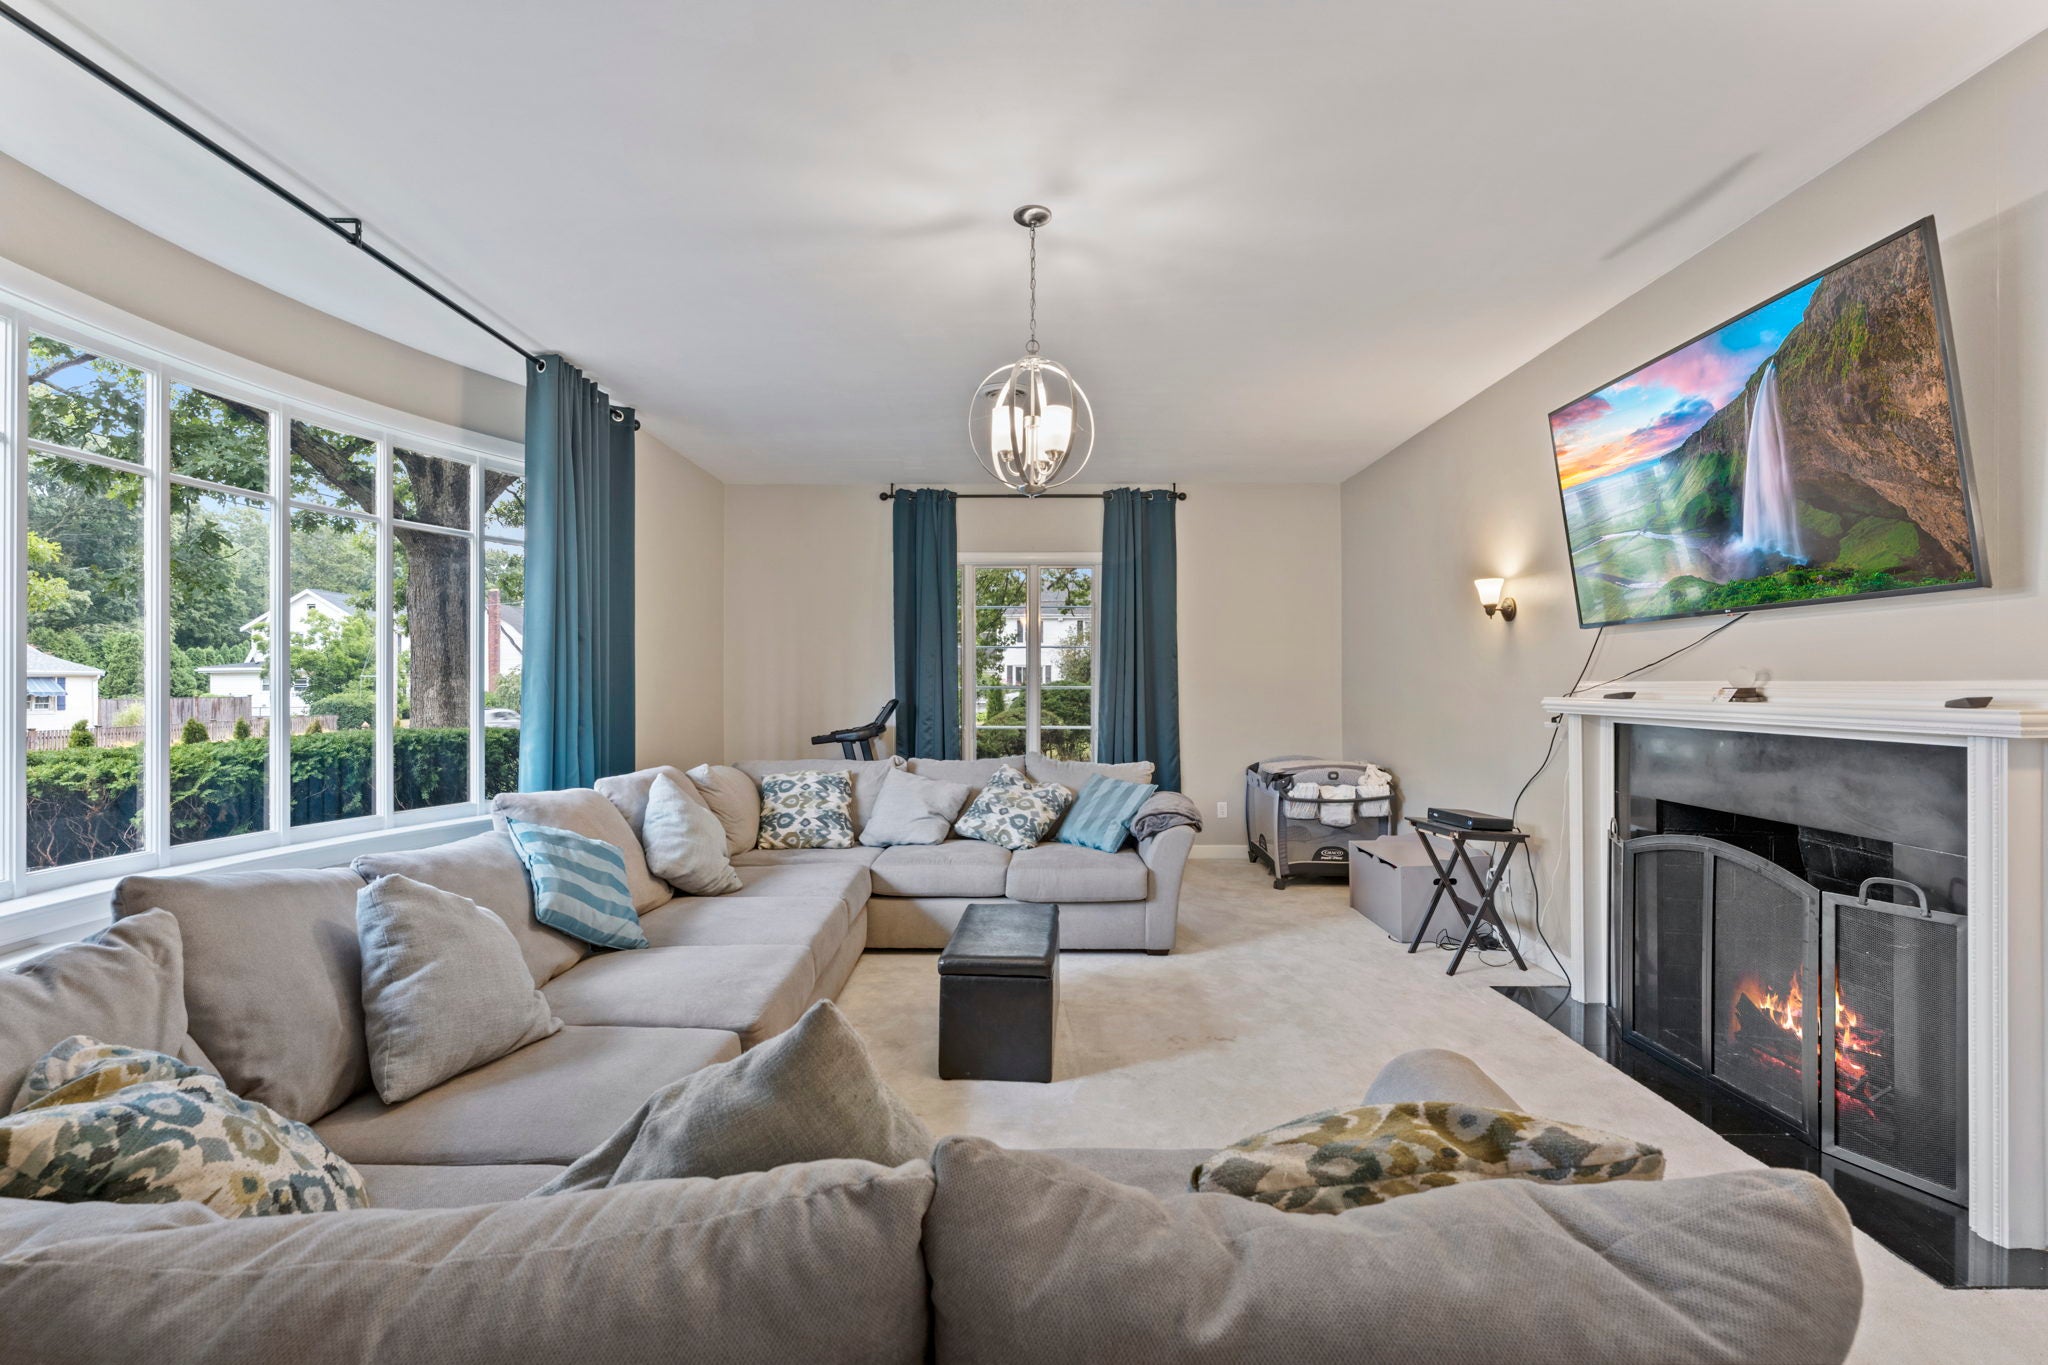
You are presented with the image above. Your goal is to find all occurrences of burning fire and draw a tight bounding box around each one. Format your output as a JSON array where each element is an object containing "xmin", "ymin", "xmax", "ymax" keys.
[{"xmin": 1729, "ymin": 971, "xmax": 1885, "ymax": 1122}]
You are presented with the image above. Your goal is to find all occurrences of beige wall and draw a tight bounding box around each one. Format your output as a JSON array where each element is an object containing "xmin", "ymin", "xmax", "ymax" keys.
[
  {"xmin": 635, "ymin": 432, "xmax": 726, "ymax": 769},
  {"xmin": 723, "ymin": 484, "xmax": 1344, "ymax": 845},
  {"xmin": 1, "ymin": 149, "xmax": 726, "ymax": 771},
  {"xmin": 1339, "ymin": 33, "xmax": 2048, "ymax": 955}
]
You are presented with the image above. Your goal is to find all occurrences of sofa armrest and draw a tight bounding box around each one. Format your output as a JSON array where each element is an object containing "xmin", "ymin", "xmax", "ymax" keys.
[{"xmin": 1136, "ymin": 825, "xmax": 1196, "ymax": 953}]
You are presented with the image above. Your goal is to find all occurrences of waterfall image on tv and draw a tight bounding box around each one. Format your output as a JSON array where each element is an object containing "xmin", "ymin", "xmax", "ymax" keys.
[{"xmin": 1549, "ymin": 219, "xmax": 1983, "ymax": 627}]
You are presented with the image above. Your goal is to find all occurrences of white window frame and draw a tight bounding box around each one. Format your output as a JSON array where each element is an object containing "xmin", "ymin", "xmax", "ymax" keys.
[
  {"xmin": 958, "ymin": 553, "xmax": 1099, "ymax": 761},
  {"xmin": 0, "ymin": 256, "xmax": 522, "ymax": 936}
]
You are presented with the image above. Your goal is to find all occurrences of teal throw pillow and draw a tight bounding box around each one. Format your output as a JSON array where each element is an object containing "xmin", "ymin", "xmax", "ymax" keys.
[
  {"xmin": 503, "ymin": 817, "xmax": 648, "ymax": 950},
  {"xmin": 1055, "ymin": 774, "xmax": 1159, "ymax": 853}
]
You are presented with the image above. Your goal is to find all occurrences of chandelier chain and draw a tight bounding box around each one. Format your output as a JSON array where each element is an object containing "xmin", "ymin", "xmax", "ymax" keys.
[{"xmin": 1025, "ymin": 225, "xmax": 1039, "ymax": 355}]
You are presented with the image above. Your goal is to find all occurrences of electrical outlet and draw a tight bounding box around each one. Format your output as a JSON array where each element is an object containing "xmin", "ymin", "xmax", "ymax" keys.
[{"xmin": 1216, "ymin": 801, "xmax": 1228, "ymax": 819}]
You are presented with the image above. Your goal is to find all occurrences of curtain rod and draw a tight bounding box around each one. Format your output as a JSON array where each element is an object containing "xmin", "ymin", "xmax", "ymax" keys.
[
  {"xmin": 0, "ymin": 0, "xmax": 539, "ymax": 367},
  {"xmin": 879, "ymin": 484, "xmax": 1186, "ymax": 501}
]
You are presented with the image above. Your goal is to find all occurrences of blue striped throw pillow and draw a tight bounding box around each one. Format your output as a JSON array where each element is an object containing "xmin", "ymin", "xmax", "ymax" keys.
[
  {"xmin": 1055, "ymin": 774, "xmax": 1159, "ymax": 853},
  {"xmin": 503, "ymin": 817, "xmax": 648, "ymax": 950}
]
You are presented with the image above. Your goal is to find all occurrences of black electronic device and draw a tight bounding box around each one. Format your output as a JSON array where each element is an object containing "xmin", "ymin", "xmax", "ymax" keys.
[
  {"xmin": 1426, "ymin": 807, "xmax": 1514, "ymax": 832},
  {"xmin": 1604, "ymin": 690, "xmax": 1636, "ymax": 699},
  {"xmin": 1944, "ymin": 696, "xmax": 1992, "ymax": 709}
]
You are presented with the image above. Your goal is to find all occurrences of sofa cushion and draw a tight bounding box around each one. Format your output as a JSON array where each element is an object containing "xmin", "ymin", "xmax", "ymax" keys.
[
  {"xmin": 871, "ymin": 842, "xmax": 1012, "ymax": 898},
  {"xmin": 354, "ymin": 832, "xmax": 588, "ymax": 985},
  {"xmin": 639, "ymin": 897, "xmax": 849, "ymax": 979},
  {"xmin": 357, "ymin": 1162, "xmax": 566, "ymax": 1209},
  {"xmin": 0, "ymin": 910, "xmax": 206, "ymax": 1110},
  {"xmin": 641, "ymin": 771, "xmax": 743, "ymax": 895},
  {"xmin": 904, "ymin": 756, "xmax": 1011, "ymax": 801},
  {"xmin": 503, "ymin": 817, "xmax": 650, "ymax": 950},
  {"xmin": 1006, "ymin": 842, "xmax": 1149, "ymax": 903},
  {"xmin": 593, "ymin": 764, "xmax": 696, "ymax": 844},
  {"xmin": 492, "ymin": 787, "xmax": 668, "ymax": 914},
  {"xmin": 861, "ymin": 767, "xmax": 973, "ymax": 846},
  {"xmin": 1056, "ymin": 774, "xmax": 1158, "ymax": 853},
  {"xmin": 922, "ymin": 1137, "xmax": 1862, "ymax": 1365},
  {"xmin": 356, "ymin": 874, "xmax": 562, "ymax": 1105},
  {"xmin": 0, "ymin": 1159, "xmax": 936, "ymax": 1365},
  {"xmin": 734, "ymin": 860, "xmax": 872, "ymax": 908},
  {"xmin": 3, "ymin": 1037, "xmax": 370, "ymax": 1218},
  {"xmin": 954, "ymin": 765, "xmax": 1075, "ymax": 851},
  {"xmin": 542, "ymin": 945, "xmax": 816, "ymax": 1048},
  {"xmin": 313, "ymin": 1025, "xmax": 742, "ymax": 1165},
  {"xmin": 1025, "ymin": 751, "xmax": 1156, "ymax": 791},
  {"xmin": 753, "ymin": 770, "xmax": 858, "ymax": 850},
  {"xmin": 731, "ymin": 846, "xmax": 882, "ymax": 868},
  {"xmin": 541, "ymin": 1002, "xmax": 933, "ymax": 1193},
  {"xmin": 112, "ymin": 867, "xmax": 370, "ymax": 1123},
  {"xmin": 736, "ymin": 756, "xmax": 903, "ymax": 834},
  {"xmin": 686, "ymin": 763, "xmax": 762, "ymax": 857}
]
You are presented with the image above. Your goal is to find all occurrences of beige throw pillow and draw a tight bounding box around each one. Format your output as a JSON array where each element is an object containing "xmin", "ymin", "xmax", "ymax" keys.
[
  {"xmin": 643, "ymin": 772, "xmax": 743, "ymax": 895},
  {"xmin": 356, "ymin": 875, "xmax": 561, "ymax": 1104},
  {"xmin": 1193, "ymin": 1101, "xmax": 1664, "ymax": 1213},
  {"xmin": 687, "ymin": 763, "xmax": 764, "ymax": 857}
]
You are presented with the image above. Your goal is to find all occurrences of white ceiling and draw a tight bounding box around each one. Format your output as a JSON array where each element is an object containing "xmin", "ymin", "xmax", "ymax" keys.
[{"xmin": 3, "ymin": 1, "xmax": 2042, "ymax": 484}]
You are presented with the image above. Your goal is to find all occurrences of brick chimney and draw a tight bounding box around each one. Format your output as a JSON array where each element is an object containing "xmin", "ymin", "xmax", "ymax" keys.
[{"xmin": 486, "ymin": 588, "xmax": 502, "ymax": 688}]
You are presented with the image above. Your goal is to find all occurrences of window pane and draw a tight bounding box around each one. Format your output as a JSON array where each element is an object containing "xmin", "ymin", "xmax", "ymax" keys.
[
  {"xmin": 1043, "ymin": 564, "xmax": 1092, "ymax": 609},
  {"xmin": 394, "ymin": 448, "xmax": 473, "ymax": 529},
  {"xmin": 28, "ymin": 335, "xmax": 145, "ymax": 463},
  {"xmin": 1040, "ymin": 730, "xmax": 1091, "ymax": 762},
  {"xmin": 171, "ymin": 384, "xmax": 270, "ymax": 491},
  {"xmin": 483, "ymin": 538, "xmax": 525, "ymax": 798},
  {"xmin": 974, "ymin": 566, "xmax": 1027, "ymax": 607},
  {"xmin": 974, "ymin": 727, "xmax": 1026, "ymax": 759},
  {"xmin": 171, "ymin": 488, "xmax": 272, "ymax": 844},
  {"xmin": 975, "ymin": 687, "xmax": 1028, "ymax": 727},
  {"xmin": 290, "ymin": 511, "xmax": 377, "ymax": 824},
  {"xmin": 1042, "ymin": 686, "xmax": 1091, "ymax": 730},
  {"xmin": 974, "ymin": 646, "xmax": 1021, "ymax": 688},
  {"xmin": 484, "ymin": 472, "xmax": 524, "ymax": 539},
  {"xmin": 1043, "ymin": 644, "xmax": 1092, "ymax": 687},
  {"xmin": 291, "ymin": 419, "xmax": 377, "ymax": 512},
  {"xmin": 395, "ymin": 529, "xmax": 473, "ymax": 810},
  {"xmin": 26, "ymin": 453, "xmax": 146, "ymax": 867}
]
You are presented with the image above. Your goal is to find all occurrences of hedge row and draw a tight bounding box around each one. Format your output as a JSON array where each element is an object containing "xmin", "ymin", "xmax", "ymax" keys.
[{"xmin": 24, "ymin": 728, "xmax": 520, "ymax": 869}]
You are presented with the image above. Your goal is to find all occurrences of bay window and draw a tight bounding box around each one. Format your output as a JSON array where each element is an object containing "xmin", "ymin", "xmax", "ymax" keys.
[{"xmin": 1, "ymin": 284, "xmax": 522, "ymax": 909}]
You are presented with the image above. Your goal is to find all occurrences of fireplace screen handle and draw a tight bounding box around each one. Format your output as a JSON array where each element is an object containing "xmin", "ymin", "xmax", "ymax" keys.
[{"xmin": 1856, "ymin": 876, "xmax": 1930, "ymax": 917}]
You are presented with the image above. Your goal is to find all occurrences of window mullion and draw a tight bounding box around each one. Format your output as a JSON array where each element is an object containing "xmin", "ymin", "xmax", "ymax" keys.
[
  {"xmin": 1025, "ymin": 565, "xmax": 1041, "ymax": 753},
  {"xmin": 374, "ymin": 437, "xmax": 394, "ymax": 823},
  {"xmin": 469, "ymin": 469, "xmax": 485, "ymax": 812},
  {"xmin": 269, "ymin": 408, "xmax": 292, "ymax": 838},
  {"xmin": 2, "ymin": 311, "xmax": 23, "ymax": 896},
  {"xmin": 143, "ymin": 366, "xmax": 170, "ymax": 859},
  {"xmin": 959, "ymin": 565, "xmax": 975, "ymax": 760}
]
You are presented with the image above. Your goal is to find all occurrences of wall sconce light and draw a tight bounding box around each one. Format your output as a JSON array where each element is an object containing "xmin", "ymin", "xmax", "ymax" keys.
[{"xmin": 1474, "ymin": 578, "xmax": 1517, "ymax": 622}]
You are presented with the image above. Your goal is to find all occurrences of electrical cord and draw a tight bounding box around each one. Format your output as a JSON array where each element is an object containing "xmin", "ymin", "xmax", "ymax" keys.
[{"xmin": 1567, "ymin": 612, "xmax": 1749, "ymax": 696}]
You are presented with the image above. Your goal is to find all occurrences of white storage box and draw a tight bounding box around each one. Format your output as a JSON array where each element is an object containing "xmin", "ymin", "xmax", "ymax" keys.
[{"xmin": 1348, "ymin": 835, "xmax": 1492, "ymax": 941}]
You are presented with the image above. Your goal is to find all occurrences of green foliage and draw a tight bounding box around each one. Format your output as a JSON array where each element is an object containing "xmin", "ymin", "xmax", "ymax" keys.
[
  {"xmin": 28, "ymin": 336, "xmax": 144, "ymax": 461},
  {"xmin": 180, "ymin": 717, "xmax": 211, "ymax": 745},
  {"xmin": 27, "ymin": 530, "xmax": 91, "ymax": 620},
  {"xmin": 293, "ymin": 609, "xmax": 375, "ymax": 698},
  {"xmin": 68, "ymin": 719, "xmax": 94, "ymax": 749},
  {"xmin": 1835, "ymin": 517, "xmax": 1919, "ymax": 574},
  {"xmin": 309, "ymin": 687, "xmax": 377, "ymax": 731},
  {"xmin": 111, "ymin": 703, "xmax": 143, "ymax": 727},
  {"xmin": 305, "ymin": 719, "xmax": 324, "ymax": 735},
  {"xmin": 233, "ymin": 717, "xmax": 252, "ymax": 740},
  {"xmin": 484, "ymin": 669, "xmax": 522, "ymax": 711},
  {"xmin": 26, "ymin": 744, "xmax": 138, "ymax": 867},
  {"xmin": 485, "ymin": 546, "xmax": 525, "ymax": 604}
]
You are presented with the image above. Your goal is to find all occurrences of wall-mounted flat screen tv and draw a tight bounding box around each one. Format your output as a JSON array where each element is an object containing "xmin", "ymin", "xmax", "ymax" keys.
[{"xmin": 1549, "ymin": 218, "xmax": 1983, "ymax": 628}]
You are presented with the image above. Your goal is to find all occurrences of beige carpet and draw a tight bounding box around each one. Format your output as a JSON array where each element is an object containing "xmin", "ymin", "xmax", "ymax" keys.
[{"xmin": 838, "ymin": 857, "xmax": 2048, "ymax": 1364}]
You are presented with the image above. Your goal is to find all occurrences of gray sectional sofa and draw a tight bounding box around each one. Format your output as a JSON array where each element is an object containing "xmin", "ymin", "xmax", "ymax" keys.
[
  {"xmin": 724, "ymin": 753, "xmax": 1196, "ymax": 953},
  {"xmin": 0, "ymin": 759, "xmax": 1866, "ymax": 1361}
]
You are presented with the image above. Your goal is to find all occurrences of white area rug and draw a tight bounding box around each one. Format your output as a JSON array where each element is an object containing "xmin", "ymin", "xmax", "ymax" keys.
[{"xmin": 838, "ymin": 858, "xmax": 2048, "ymax": 1363}]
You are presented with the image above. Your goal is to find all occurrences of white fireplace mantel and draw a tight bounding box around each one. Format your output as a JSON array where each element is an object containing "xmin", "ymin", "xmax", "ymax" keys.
[{"xmin": 1542, "ymin": 680, "xmax": 2048, "ymax": 1251}]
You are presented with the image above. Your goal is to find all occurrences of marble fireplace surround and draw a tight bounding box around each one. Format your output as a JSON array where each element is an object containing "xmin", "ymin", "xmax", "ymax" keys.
[{"xmin": 1544, "ymin": 681, "xmax": 2048, "ymax": 1251}]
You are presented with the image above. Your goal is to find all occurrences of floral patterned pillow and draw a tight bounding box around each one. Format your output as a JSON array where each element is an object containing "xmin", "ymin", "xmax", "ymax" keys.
[
  {"xmin": 952, "ymin": 765, "xmax": 1073, "ymax": 851},
  {"xmin": 756, "ymin": 770, "xmax": 857, "ymax": 850},
  {"xmin": 1193, "ymin": 1100, "xmax": 1663, "ymax": 1214},
  {"xmin": 0, "ymin": 1036, "xmax": 370, "ymax": 1217}
]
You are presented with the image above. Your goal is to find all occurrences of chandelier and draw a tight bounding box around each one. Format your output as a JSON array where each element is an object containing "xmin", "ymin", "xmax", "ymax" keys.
[{"xmin": 969, "ymin": 205, "xmax": 1094, "ymax": 494}]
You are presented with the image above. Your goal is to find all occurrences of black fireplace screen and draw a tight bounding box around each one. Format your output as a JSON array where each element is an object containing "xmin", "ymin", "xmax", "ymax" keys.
[
  {"xmin": 1620, "ymin": 839, "xmax": 1968, "ymax": 1204},
  {"xmin": 1823, "ymin": 886, "xmax": 1968, "ymax": 1203}
]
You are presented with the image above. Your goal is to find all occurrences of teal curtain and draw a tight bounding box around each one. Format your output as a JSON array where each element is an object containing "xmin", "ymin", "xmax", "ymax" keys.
[
  {"xmin": 521, "ymin": 354, "xmax": 636, "ymax": 789},
  {"xmin": 1099, "ymin": 488, "xmax": 1180, "ymax": 791},
  {"xmin": 892, "ymin": 489, "xmax": 961, "ymax": 758}
]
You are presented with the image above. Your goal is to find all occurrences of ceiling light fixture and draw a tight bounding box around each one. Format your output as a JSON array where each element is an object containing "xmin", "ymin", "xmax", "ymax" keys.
[{"xmin": 969, "ymin": 205, "xmax": 1094, "ymax": 495}]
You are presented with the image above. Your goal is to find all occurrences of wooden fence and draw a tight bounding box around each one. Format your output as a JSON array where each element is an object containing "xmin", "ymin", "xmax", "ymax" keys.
[
  {"xmin": 98, "ymin": 695, "xmax": 253, "ymax": 728},
  {"xmin": 27, "ymin": 714, "xmax": 338, "ymax": 751}
]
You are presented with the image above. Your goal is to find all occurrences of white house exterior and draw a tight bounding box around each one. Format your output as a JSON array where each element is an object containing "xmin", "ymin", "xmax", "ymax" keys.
[{"xmin": 25, "ymin": 646, "xmax": 103, "ymax": 734}]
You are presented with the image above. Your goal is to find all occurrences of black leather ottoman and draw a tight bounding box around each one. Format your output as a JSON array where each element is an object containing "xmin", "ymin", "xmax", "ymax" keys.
[{"xmin": 937, "ymin": 902, "xmax": 1059, "ymax": 1083}]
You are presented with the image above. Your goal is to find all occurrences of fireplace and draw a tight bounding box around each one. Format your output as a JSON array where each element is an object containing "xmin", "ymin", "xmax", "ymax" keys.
[{"xmin": 1613, "ymin": 726, "xmax": 1970, "ymax": 1204}]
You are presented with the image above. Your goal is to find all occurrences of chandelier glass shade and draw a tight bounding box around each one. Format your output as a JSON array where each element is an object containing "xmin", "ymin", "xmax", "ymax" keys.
[{"xmin": 968, "ymin": 205, "xmax": 1093, "ymax": 495}]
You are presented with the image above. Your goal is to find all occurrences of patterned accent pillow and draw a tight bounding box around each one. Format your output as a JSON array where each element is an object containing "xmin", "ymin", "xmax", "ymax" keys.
[
  {"xmin": 503, "ymin": 817, "xmax": 649, "ymax": 950},
  {"xmin": 1193, "ymin": 1101, "xmax": 1663, "ymax": 1214},
  {"xmin": 952, "ymin": 765, "xmax": 1074, "ymax": 852},
  {"xmin": 0, "ymin": 1036, "xmax": 369, "ymax": 1217},
  {"xmin": 757, "ymin": 771, "xmax": 857, "ymax": 850}
]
